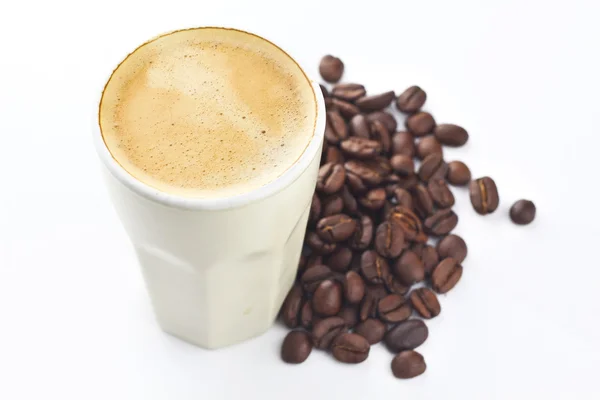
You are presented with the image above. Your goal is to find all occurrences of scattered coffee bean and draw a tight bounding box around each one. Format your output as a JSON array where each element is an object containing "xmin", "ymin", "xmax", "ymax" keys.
[
  {"xmin": 470, "ymin": 177, "xmax": 499, "ymax": 215},
  {"xmin": 344, "ymin": 160, "xmax": 385, "ymax": 186},
  {"xmin": 420, "ymin": 245, "xmax": 439, "ymax": 275},
  {"xmin": 332, "ymin": 83, "xmax": 366, "ymax": 101},
  {"xmin": 396, "ymin": 86, "xmax": 427, "ymax": 113},
  {"xmin": 412, "ymin": 184, "xmax": 434, "ymax": 219},
  {"xmin": 427, "ymin": 179, "xmax": 455, "ymax": 208},
  {"xmin": 340, "ymin": 185, "xmax": 359, "ymax": 215},
  {"xmin": 325, "ymin": 246, "xmax": 352, "ymax": 272},
  {"xmin": 319, "ymin": 84, "xmax": 329, "ymax": 99},
  {"xmin": 384, "ymin": 275, "xmax": 410, "ymax": 295},
  {"xmin": 366, "ymin": 111, "xmax": 398, "ymax": 133},
  {"xmin": 389, "ymin": 187, "xmax": 413, "ymax": 209},
  {"xmin": 416, "ymin": 136, "xmax": 443, "ymax": 159},
  {"xmin": 378, "ymin": 294, "xmax": 412, "ymax": 323},
  {"xmin": 305, "ymin": 254, "xmax": 324, "ymax": 270},
  {"xmin": 325, "ymin": 111, "xmax": 348, "ymax": 144},
  {"xmin": 280, "ymin": 283, "xmax": 303, "ymax": 328},
  {"xmin": 331, "ymin": 98, "xmax": 361, "ymax": 119},
  {"xmin": 418, "ymin": 153, "xmax": 446, "ymax": 182},
  {"xmin": 424, "ymin": 208, "xmax": 458, "ymax": 236},
  {"xmin": 281, "ymin": 331, "xmax": 313, "ymax": 364},
  {"xmin": 510, "ymin": 199, "xmax": 536, "ymax": 225},
  {"xmin": 321, "ymin": 194, "xmax": 344, "ymax": 217},
  {"xmin": 317, "ymin": 162, "xmax": 346, "ymax": 194},
  {"xmin": 349, "ymin": 114, "xmax": 371, "ymax": 138},
  {"xmin": 393, "ymin": 250, "xmax": 425, "ymax": 286},
  {"xmin": 337, "ymin": 306, "xmax": 359, "ymax": 329},
  {"xmin": 312, "ymin": 280, "xmax": 343, "ymax": 316},
  {"xmin": 309, "ymin": 193, "xmax": 321, "ymax": 224},
  {"xmin": 354, "ymin": 318, "xmax": 387, "ymax": 344},
  {"xmin": 317, "ymin": 214, "xmax": 357, "ymax": 243},
  {"xmin": 341, "ymin": 137, "xmax": 382, "ymax": 159},
  {"xmin": 386, "ymin": 205, "xmax": 425, "ymax": 242},
  {"xmin": 446, "ymin": 161, "xmax": 471, "ymax": 186},
  {"xmin": 369, "ymin": 120, "xmax": 391, "ymax": 153},
  {"xmin": 356, "ymin": 91, "xmax": 395, "ymax": 112},
  {"xmin": 385, "ymin": 319, "xmax": 429, "ymax": 352},
  {"xmin": 391, "ymin": 350, "xmax": 427, "ymax": 379},
  {"xmin": 319, "ymin": 55, "xmax": 344, "ymax": 83},
  {"xmin": 312, "ymin": 316, "xmax": 347, "ymax": 349},
  {"xmin": 436, "ymin": 234, "xmax": 467, "ymax": 263},
  {"xmin": 374, "ymin": 221, "xmax": 406, "ymax": 258},
  {"xmin": 434, "ymin": 123, "xmax": 469, "ymax": 146},
  {"xmin": 391, "ymin": 131, "xmax": 416, "ymax": 157},
  {"xmin": 405, "ymin": 111, "xmax": 436, "ymax": 137},
  {"xmin": 409, "ymin": 288, "xmax": 441, "ymax": 319},
  {"xmin": 343, "ymin": 270, "xmax": 366, "ymax": 305},
  {"xmin": 332, "ymin": 333, "xmax": 370, "ymax": 363},
  {"xmin": 325, "ymin": 146, "xmax": 345, "ymax": 164},
  {"xmin": 359, "ymin": 292, "xmax": 379, "ymax": 321},
  {"xmin": 300, "ymin": 301, "xmax": 313, "ymax": 329},
  {"xmin": 431, "ymin": 257, "xmax": 463, "ymax": 294},
  {"xmin": 358, "ymin": 188, "xmax": 386, "ymax": 210},
  {"xmin": 301, "ymin": 264, "xmax": 334, "ymax": 293},
  {"xmin": 345, "ymin": 171, "xmax": 368, "ymax": 194},
  {"xmin": 390, "ymin": 154, "xmax": 415, "ymax": 176},
  {"xmin": 360, "ymin": 250, "xmax": 390, "ymax": 284}
]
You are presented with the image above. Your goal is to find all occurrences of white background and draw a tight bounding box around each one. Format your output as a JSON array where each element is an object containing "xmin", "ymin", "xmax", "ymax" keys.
[{"xmin": 1, "ymin": 0, "xmax": 599, "ymax": 398}]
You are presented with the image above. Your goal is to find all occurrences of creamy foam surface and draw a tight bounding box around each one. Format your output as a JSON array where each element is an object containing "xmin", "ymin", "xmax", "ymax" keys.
[{"xmin": 100, "ymin": 28, "xmax": 317, "ymax": 198}]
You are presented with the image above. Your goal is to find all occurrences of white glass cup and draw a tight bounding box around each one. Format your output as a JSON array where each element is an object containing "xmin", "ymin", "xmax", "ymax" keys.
[{"xmin": 92, "ymin": 28, "xmax": 326, "ymax": 349}]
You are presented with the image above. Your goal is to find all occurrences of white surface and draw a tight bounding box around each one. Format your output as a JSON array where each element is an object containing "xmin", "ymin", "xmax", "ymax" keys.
[{"xmin": 0, "ymin": 0, "xmax": 599, "ymax": 398}]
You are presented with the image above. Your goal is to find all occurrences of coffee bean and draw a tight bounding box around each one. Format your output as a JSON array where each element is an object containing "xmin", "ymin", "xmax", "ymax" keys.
[
  {"xmin": 331, "ymin": 98, "xmax": 360, "ymax": 119},
  {"xmin": 305, "ymin": 254, "xmax": 324, "ymax": 270},
  {"xmin": 385, "ymin": 319, "xmax": 429, "ymax": 352},
  {"xmin": 319, "ymin": 55, "xmax": 344, "ymax": 83},
  {"xmin": 331, "ymin": 83, "xmax": 366, "ymax": 101},
  {"xmin": 374, "ymin": 221, "xmax": 406, "ymax": 258},
  {"xmin": 389, "ymin": 188, "xmax": 413, "ymax": 209},
  {"xmin": 469, "ymin": 177, "xmax": 499, "ymax": 215},
  {"xmin": 312, "ymin": 316, "xmax": 346, "ymax": 349},
  {"xmin": 322, "ymin": 247, "xmax": 350, "ymax": 273},
  {"xmin": 350, "ymin": 214, "xmax": 374, "ymax": 250},
  {"xmin": 354, "ymin": 318, "xmax": 386, "ymax": 345},
  {"xmin": 412, "ymin": 184, "xmax": 434, "ymax": 219},
  {"xmin": 359, "ymin": 292, "xmax": 379, "ymax": 321},
  {"xmin": 409, "ymin": 288, "xmax": 441, "ymax": 319},
  {"xmin": 358, "ymin": 188, "xmax": 386, "ymax": 210},
  {"xmin": 349, "ymin": 114, "xmax": 371, "ymax": 138},
  {"xmin": 369, "ymin": 120, "xmax": 391, "ymax": 153},
  {"xmin": 301, "ymin": 264, "xmax": 334, "ymax": 292},
  {"xmin": 416, "ymin": 136, "xmax": 443, "ymax": 159},
  {"xmin": 420, "ymin": 245, "xmax": 440, "ymax": 275},
  {"xmin": 391, "ymin": 350, "xmax": 427, "ymax": 379},
  {"xmin": 281, "ymin": 331, "xmax": 313, "ymax": 364},
  {"xmin": 340, "ymin": 185, "xmax": 359, "ymax": 215},
  {"xmin": 393, "ymin": 250, "xmax": 425, "ymax": 286},
  {"xmin": 384, "ymin": 275, "xmax": 409, "ymax": 295},
  {"xmin": 395, "ymin": 86, "xmax": 427, "ymax": 113},
  {"xmin": 325, "ymin": 111, "xmax": 349, "ymax": 144},
  {"xmin": 317, "ymin": 214, "xmax": 357, "ymax": 243},
  {"xmin": 325, "ymin": 146, "xmax": 345, "ymax": 165},
  {"xmin": 405, "ymin": 112, "xmax": 435, "ymax": 137},
  {"xmin": 280, "ymin": 283, "xmax": 303, "ymax": 328},
  {"xmin": 427, "ymin": 179, "xmax": 455, "ymax": 208},
  {"xmin": 320, "ymin": 84, "xmax": 329, "ymax": 98},
  {"xmin": 436, "ymin": 234, "xmax": 467, "ymax": 263},
  {"xmin": 300, "ymin": 301, "xmax": 313, "ymax": 329},
  {"xmin": 366, "ymin": 111, "xmax": 398, "ymax": 133},
  {"xmin": 309, "ymin": 194, "xmax": 321, "ymax": 225},
  {"xmin": 343, "ymin": 270, "xmax": 365, "ymax": 304},
  {"xmin": 366, "ymin": 284, "xmax": 388, "ymax": 299},
  {"xmin": 332, "ymin": 333, "xmax": 370, "ymax": 363},
  {"xmin": 431, "ymin": 257, "xmax": 463, "ymax": 294},
  {"xmin": 346, "ymin": 171, "xmax": 368, "ymax": 194},
  {"xmin": 360, "ymin": 250, "xmax": 390, "ymax": 284},
  {"xmin": 510, "ymin": 199, "xmax": 536, "ymax": 225},
  {"xmin": 317, "ymin": 162, "xmax": 346, "ymax": 194},
  {"xmin": 341, "ymin": 137, "xmax": 382, "ymax": 159},
  {"xmin": 344, "ymin": 160, "xmax": 385, "ymax": 186},
  {"xmin": 424, "ymin": 208, "xmax": 458, "ymax": 236},
  {"xmin": 337, "ymin": 306, "xmax": 359, "ymax": 328},
  {"xmin": 305, "ymin": 231, "xmax": 337, "ymax": 255},
  {"xmin": 446, "ymin": 161, "xmax": 471, "ymax": 186},
  {"xmin": 322, "ymin": 195, "xmax": 345, "ymax": 217},
  {"xmin": 391, "ymin": 131, "xmax": 415, "ymax": 157},
  {"xmin": 386, "ymin": 205, "xmax": 425, "ymax": 242},
  {"xmin": 378, "ymin": 294, "xmax": 412, "ymax": 323},
  {"xmin": 418, "ymin": 153, "xmax": 447, "ymax": 182},
  {"xmin": 390, "ymin": 154, "xmax": 414, "ymax": 176},
  {"xmin": 434, "ymin": 123, "xmax": 469, "ymax": 146},
  {"xmin": 394, "ymin": 174, "xmax": 419, "ymax": 191},
  {"xmin": 355, "ymin": 91, "xmax": 395, "ymax": 112}
]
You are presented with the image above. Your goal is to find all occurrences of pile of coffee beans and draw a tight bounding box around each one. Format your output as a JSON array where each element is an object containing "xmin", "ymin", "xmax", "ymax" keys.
[{"xmin": 278, "ymin": 55, "xmax": 536, "ymax": 379}]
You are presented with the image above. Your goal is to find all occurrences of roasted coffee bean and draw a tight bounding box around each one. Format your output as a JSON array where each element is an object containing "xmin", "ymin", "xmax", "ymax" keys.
[
  {"xmin": 378, "ymin": 294, "xmax": 412, "ymax": 323},
  {"xmin": 355, "ymin": 91, "xmax": 395, "ymax": 112},
  {"xmin": 391, "ymin": 350, "xmax": 427, "ymax": 379},
  {"xmin": 306, "ymin": 254, "xmax": 324, "ymax": 270},
  {"xmin": 385, "ymin": 319, "xmax": 429, "ymax": 352},
  {"xmin": 280, "ymin": 284, "xmax": 303, "ymax": 328},
  {"xmin": 301, "ymin": 264, "xmax": 334, "ymax": 292},
  {"xmin": 305, "ymin": 231, "xmax": 337, "ymax": 255},
  {"xmin": 386, "ymin": 205, "xmax": 425, "ymax": 242},
  {"xmin": 337, "ymin": 306, "xmax": 359, "ymax": 328},
  {"xmin": 366, "ymin": 283, "xmax": 389, "ymax": 299},
  {"xmin": 428, "ymin": 179, "xmax": 455, "ymax": 208},
  {"xmin": 317, "ymin": 163, "xmax": 346, "ymax": 194},
  {"xmin": 418, "ymin": 153, "xmax": 447, "ymax": 182},
  {"xmin": 340, "ymin": 137, "xmax": 382, "ymax": 159},
  {"xmin": 325, "ymin": 111, "xmax": 348, "ymax": 144},
  {"xmin": 389, "ymin": 188, "xmax": 413, "ymax": 209},
  {"xmin": 319, "ymin": 55, "xmax": 344, "ymax": 83},
  {"xmin": 395, "ymin": 86, "xmax": 427, "ymax": 113},
  {"xmin": 369, "ymin": 156, "xmax": 393, "ymax": 176},
  {"xmin": 332, "ymin": 333, "xmax": 370, "ymax": 363},
  {"xmin": 409, "ymin": 288, "xmax": 441, "ymax": 319},
  {"xmin": 431, "ymin": 257, "xmax": 463, "ymax": 294},
  {"xmin": 394, "ymin": 174, "xmax": 419, "ymax": 190},
  {"xmin": 281, "ymin": 331, "xmax": 313, "ymax": 364},
  {"xmin": 343, "ymin": 270, "xmax": 365, "ymax": 304},
  {"xmin": 349, "ymin": 114, "xmax": 371, "ymax": 138},
  {"xmin": 393, "ymin": 250, "xmax": 425, "ymax": 286},
  {"xmin": 446, "ymin": 161, "xmax": 471, "ymax": 186},
  {"xmin": 470, "ymin": 177, "xmax": 499, "ymax": 215},
  {"xmin": 341, "ymin": 185, "xmax": 359, "ymax": 215},
  {"xmin": 309, "ymin": 194, "xmax": 321, "ymax": 225},
  {"xmin": 321, "ymin": 194, "xmax": 344, "ymax": 217},
  {"xmin": 384, "ymin": 275, "xmax": 409, "ymax": 295},
  {"xmin": 313, "ymin": 280, "xmax": 342, "ymax": 316},
  {"xmin": 412, "ymin": 185, "xmax": 434, "ymax": 219},
  {"xmin": 405, "ymin": 112, "xmax": 436, "ymax": 137},
  {"xmin": 420, "ymin": 245, "xmax": 439, "ymax": 275},
  {"xmin": 300, "ymin": 301, "xmax": 313, "ymax": 329},
  {"xmin": 360, "ymin": 250, "xmax": 390, "ymax": 284},
  {"xmin": 298, "ymin": 253, "xmax": 308, "ymax": 275},
  {"xmin": 346, "ymin": 171, "xmax": 368, "ymax": 194},
  {"xmin": 331, "ymin": 98, "xmax": 360, "ymax": 119},
  {"xmin": 344, "ymin": 160, "xmax": 384, "ymax": 186},
  {"xmin": 434, "ymin": 123, "xmax": 469, "ymax": 146},
  {"xmin": 366, "ymin": 111, "xmax": 398, "ymax": 133},
  {"xmin": 391, "ymin": 131, "xmax": 416, "ymax": 157},
  {"xmin": 436, "ymin": 234, "xmax": 467, "ymax": 263},
  {"xmin": 325, "ymin": 246, "xmax": 353, "ymax": 272},
  {"xmin": 354, "ymin": 318, "xmax": 386, "ymax": 345},
  {"xmin": 350, "ymin": 214, "xmax": 373, "ymax": 250},
  {"xmin": 312, "ymin": 316, "xmax": 346, "ymax": 349},
  {"xmin": 325, "ymin": 146, "xmax": 345, "ymax": 164},
  {"xmin": 369, "ymin": 120, "xmax": 391, "ymax": 153},
  {"xmin": 390, "ymin": 154, "xmax": 414, "ymax": 176},
  {"xmin": 358, "ymin": 188, "xmax": 386, "ymax": 210},
  {"xmin": 374, "ymin": 221, "xmax": 405, "ymax": 258},
  {"xmin": 416, "ymin": 136, "xmax": 443, "ymax": 159},
  {"xmin": 424, "ymin": 208, "xmax": 458, "ymax": 236},
  {"xmin": 319, "ymin": 84, "xmax": 329, "ymax": 98},
  {"xmin": 510, "ymin": 199, "xmax": 536, "ymax": 225},
  {"xmin": 317, "ymin": 214, "xmax": 357, "ymax": 243},
  {"xmin": 359, "ymin": 292, "xmax": 379, "ymax": 321},
  {"xmin": 331, "ymin": 83, "xmax": 366, "ymax": 101}
]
